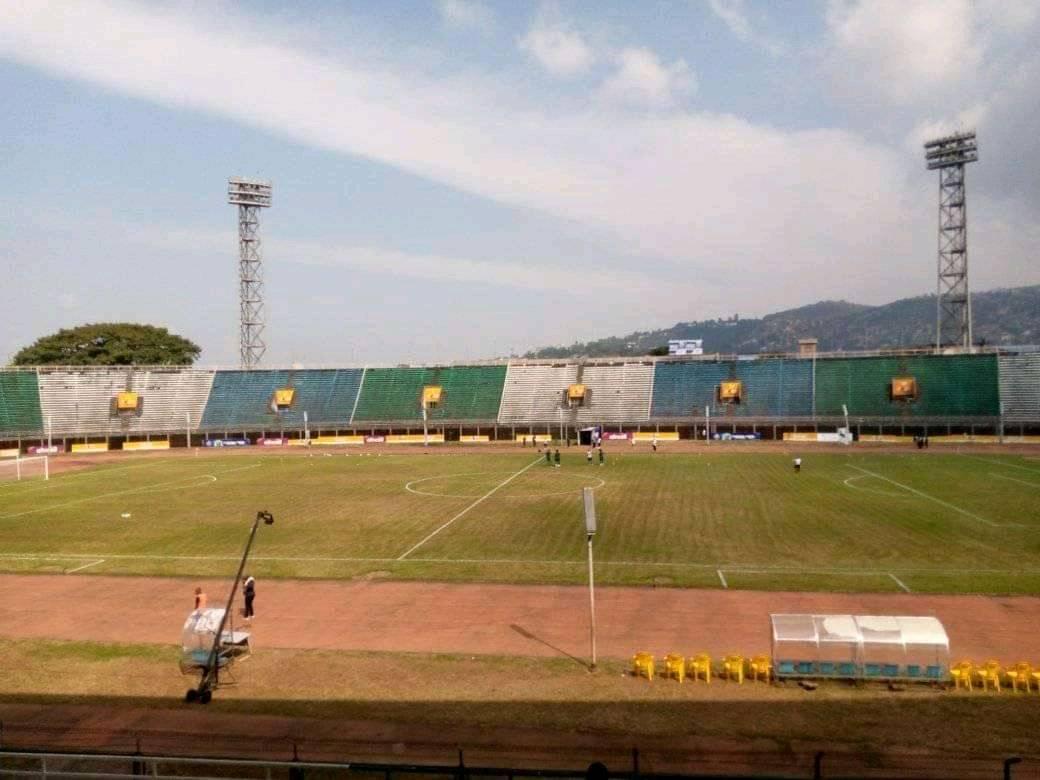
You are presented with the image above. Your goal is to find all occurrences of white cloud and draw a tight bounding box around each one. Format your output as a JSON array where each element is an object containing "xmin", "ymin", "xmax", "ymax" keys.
[
  {"xmin": 705, "ymin": 0, "xmax": 784, "ymax": 54},
  {"xmin": 597, "ymin": 48, "xmax": 696, "ymax": 109},
  {"xmin": 824, "ymin": 0, "xmax": 982, "ymax": 104},
  {"xmin": 436, "ymin": 0, "xmax": 493, "ymax": 32},
  {"xmin": 517, "ymin": 10, "xmax": 594, "ymax": 77},
  {"xmin": 707, "ymin": 0, "xmax": 752, "ymax": 40}
]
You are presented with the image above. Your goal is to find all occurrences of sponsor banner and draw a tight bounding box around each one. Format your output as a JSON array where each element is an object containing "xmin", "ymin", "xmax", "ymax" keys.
[
  {"xmin": 514, "ymin": 434, "xmax": 552, "ymax": 442},
  {"xmin": 931, "ymin": 434, "xmax": 1001, "ymax": 444},
  {"xmin": 123, "ymin": 440, "xmax": 170, "ymax": 451},
  {"xmin": 633, "ymin": 432, "xmax": 679, "ymax": 442},
  {"xmin": 714, "ymin": 432, "xmax": 762, "ymax": 441},
  {"xmin": 315, "ymin": 435, "xmax": 365, "ymax": 445},
  {"xmin": 0, "ymin": 448, "xmax": 20, "ymax": 458},
  {"xmin": 71, "ymin": 443, "xmax": 109, "ymax": 454},
  {"xmin": 460, "ymin": 435, "xmax": 489, "ymax": 443},
  {"xmin": 783, "ymin": 432, "xmax": 851, "ymax": 444},
  {"xmin": 858, "ymin": 435, "xmax": 913, "ymax": 443},
  {"xmin": 288, "ymin": 439, "xmax": 311, "ymax": 446},
  {"xmin": 783, "ymin": 432, "xmax": 818, "ymax": 442},
  {"xmin": 204, "ymin": 439, "xmax": 251, "ymax": 447},
  {"xmin": 365, "ymin": 435, "xmax": 386, "ymax": 444},
  {"xmin": 257, "ymin": 438, "xmax": 288, "ymax": 446},
  {"xmin": 386, "ymin": 434, "xmax": 445, "ymax": 444},
  {"xmin": 28, "ymin": 445, "xmax": 63, "ymax": 455},
  {"xmin": 601, "ymin": 432, "xmax": 632, "ymax": 441}
]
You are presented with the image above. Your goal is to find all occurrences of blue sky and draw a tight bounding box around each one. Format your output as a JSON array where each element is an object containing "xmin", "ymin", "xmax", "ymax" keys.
[{"xmin": 1, "ymin": 1, "xmax": 1038, "ymax": 365}]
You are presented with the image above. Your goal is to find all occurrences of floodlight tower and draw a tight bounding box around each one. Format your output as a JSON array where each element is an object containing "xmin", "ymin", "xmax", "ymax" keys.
[
  {"xmin": 924, "ymin": 131, "xmax": 977, "ymax": 350},
  {"xmin": 228, "ymin": 177, "xmax": 273, "ymax": 368}
]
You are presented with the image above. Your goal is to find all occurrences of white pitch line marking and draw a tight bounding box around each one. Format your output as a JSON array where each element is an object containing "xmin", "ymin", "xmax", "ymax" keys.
[
  {"xmin": 888, "ymin": 573, "xmax": 911, "ymax": 593},
  {"xmin": 847, "ymin": 465, "xmax": 1006, "ymax": 528},
  {"xmin": 397, "ymin": 457, "xmax": 544, "ymax": 560},
  {"xmin": 991, "ymin": 473, "xmax": 1040, "ymax": 489},
  {"xmin": 65, "ymin": 559, "xmax": 105, "ymax": 574},
  {"xmin": 0, "ymin": 463, "xmax": 259, "ymax": 521},
  {"xmin": 962, "ymin": 454, "xmax": 1040, "ymax": 475},
  {"xmin": 716, "ymin": 569, "xmax": 728, "ymax": 588}
]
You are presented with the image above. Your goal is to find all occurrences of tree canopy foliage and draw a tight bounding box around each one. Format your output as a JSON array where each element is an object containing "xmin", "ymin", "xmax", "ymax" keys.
[{"xmin": 12, "ymin": 323, "xmax": 201, "ymax": 366}]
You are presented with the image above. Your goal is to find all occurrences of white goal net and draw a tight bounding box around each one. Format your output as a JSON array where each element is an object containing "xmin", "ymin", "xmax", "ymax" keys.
[{"xmin": 0, "ymin": 456, "xmax": 49, "ymax": 484}]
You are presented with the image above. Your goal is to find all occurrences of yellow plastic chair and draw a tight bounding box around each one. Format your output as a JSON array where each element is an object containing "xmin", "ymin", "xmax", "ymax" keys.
[
  {"xmin": 632, "ymin": 652, "xmax": 655, "ymax": 681},
  {"xmin": 951, "ymin": 660, "xmax": 974, "ymax": 691},
  {"xmin": 1006, "ymin": 662, "xmax": 1032, "ymax": 692},
  {"xmin": 664, "ymin": 653, "xmax": 686, "ymax": 683},
  {"xmin": 723, "ymin": 654, "xmax": 745, "ymax": 684},
  {"xmin": 975, "ymin": 660, "xmax": 1002, "ymax": 692},
  {"xmin": 688, "ymin": 653, "xmax": 712, "ymax": 684},
  {"xmin": 749, "ymin": 655, "xmax": 772, "ymax": 683}
]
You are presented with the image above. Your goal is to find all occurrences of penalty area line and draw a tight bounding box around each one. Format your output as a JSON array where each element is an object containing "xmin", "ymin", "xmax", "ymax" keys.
[
  {"xmin": 846, "ymin": 465, "xmax": 1006, "ymax": 528},
  {"xmin": 397, "ymin": 456, "xmax": 543, "ymax": 560},
  {"xmin": 888, "ymin": 572, "xmax": 912, "ymax": 593},
  {"xmin": 65, "ymin": 559, "xmax": 105, "ymax": 574}
]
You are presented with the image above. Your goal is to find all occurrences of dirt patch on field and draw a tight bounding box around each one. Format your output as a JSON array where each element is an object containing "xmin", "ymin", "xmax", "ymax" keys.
[{"xmin": 0, "ymin": 575, "xmax": 1037, "ymax": 662}]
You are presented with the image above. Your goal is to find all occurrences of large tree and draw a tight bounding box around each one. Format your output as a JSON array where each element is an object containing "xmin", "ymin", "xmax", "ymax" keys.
[{"xmin": 12, "ymin": 323, "xmax": 201, "ymax": 366}]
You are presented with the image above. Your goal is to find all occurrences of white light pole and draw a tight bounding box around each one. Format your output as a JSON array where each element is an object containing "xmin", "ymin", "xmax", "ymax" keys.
[
  {"xmin": 583, "ymin": 486, "xmax": 597, "ymax": 670},
  {"xmin": 47, "ymin": 415, "xmax": 53, "ymax": 451},
  {"xmin": 705, "ymin": 405, "xmax": 711, "ymax": 444},
  {"xmin": 185, "ymin": 412, "xmax": 191, "ymax": 449},
  {"xmin": 304, "ymin": 410, "xmax": 310, "ymax": 443}
]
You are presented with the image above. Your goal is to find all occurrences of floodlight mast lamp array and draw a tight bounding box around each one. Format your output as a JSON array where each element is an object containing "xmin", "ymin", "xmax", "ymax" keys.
[
  {"xmin": 924, "ymin": 131, "xmax": 977, "ymax": 351},
  {"xmin": 228, "ymin": 177, "xmax": 272, "ymax": 369}
]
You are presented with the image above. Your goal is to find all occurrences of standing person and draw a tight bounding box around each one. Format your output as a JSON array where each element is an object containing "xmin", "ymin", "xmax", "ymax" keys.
[
  {"xmin": 586, "ymin": 450, "xmax": 593, "ymax": 464},
  {"xmin": 793, "ymin": 457, "xmax": 802, "ymax": 473},
  {"xmin": 243, "ymin": 575, "xmax": 256, "ymax": 620},
  {"xmin": 554, "ymin": 448, "xmax": 561, "ymax": 468},
  {"xmin": 194, "ymin": 587, "xmax": 207, "ymax": 611},
  {"xmin": 598, "ymin": 448, "xmax": 605, "ymax": 466},
  {"xmin": 545, "ymin": 447, "xmax": 552, "ymax": 465},
  {"xmin": 651, "ymin": 437, "xmax": 658, "ymax": 453},
  {"xmin": 522, "ymin": 436, "xmax": 527, "ymax": 448}
]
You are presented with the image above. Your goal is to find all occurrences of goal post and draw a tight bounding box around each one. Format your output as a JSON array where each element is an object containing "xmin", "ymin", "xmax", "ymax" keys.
[{"xmin": 0, "ymin": 455, "xmax": 49, "ymax": 483}]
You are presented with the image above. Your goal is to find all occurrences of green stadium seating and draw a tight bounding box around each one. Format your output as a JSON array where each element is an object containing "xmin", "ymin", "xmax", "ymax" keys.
[
  {"xmin": 200, "ymin": 369, "xmax": 364, "ymax": 430},
  {"xmin": 650, "ymin": 359, "xmax": 813, "ymax": 418},
  {"xmin": 814, "ymin": 355, "xmax": 999, "ymax": 417},
  {"xmin": 351, "ymin": 365, "xmax": 506, "ymax": 422},
  {"xmin": 0, "ymin": 370, "xmax": 43, "ymax": 436}
]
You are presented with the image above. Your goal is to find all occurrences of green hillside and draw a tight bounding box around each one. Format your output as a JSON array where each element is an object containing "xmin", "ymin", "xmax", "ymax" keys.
[{"xmin": 527, "ymin": 285, "xmax": 1040, "ymax": 357}]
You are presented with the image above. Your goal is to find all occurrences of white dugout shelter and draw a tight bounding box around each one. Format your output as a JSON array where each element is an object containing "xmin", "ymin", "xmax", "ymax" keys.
[{"xmin": 770, "ymin": 614, "xmax": 950, "ymax": 681}]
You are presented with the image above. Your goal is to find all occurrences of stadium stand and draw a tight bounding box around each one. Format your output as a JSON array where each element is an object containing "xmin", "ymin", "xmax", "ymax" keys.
[
  {"xmin": 199, "ymin": 369, "xmax": 364, "ymax": 430},
  {"xmin": 0, "ymin": 370, "xmax": 43, "ymax": 436},
  {"xmin": 38, "ymin": 369, "xmax": 216, "ymax": 436},
  {"xmin": 572, "ymin": 363, "xmax": 653, "ymax": 423},
  {"xmin": 814, "ymin": 355, "xmax": 1000, "ymax": 417},
  {"xmin": 497, "ymin": 363, "xmax": 579, "ymax": 423},
  {"xmin": 998, "ymin": 354, "xmax": 1040, "ymax": 423},
  {"xmin": 650, "ymin": 359, "xmax": 813, "ymax": 418},
  {"xmin": 352, "ymin": 365, "xmax": 506, "ymax": 422}
]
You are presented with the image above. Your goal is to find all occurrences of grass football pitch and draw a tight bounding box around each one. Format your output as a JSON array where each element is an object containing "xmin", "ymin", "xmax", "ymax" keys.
[{"xmin": 1, "ymin": 448, "xmax": 1039, "ymax": 594}]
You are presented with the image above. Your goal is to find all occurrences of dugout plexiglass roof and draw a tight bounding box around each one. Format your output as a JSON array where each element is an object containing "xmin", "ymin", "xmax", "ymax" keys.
[{"xmin": 770, "ymin": 614, "xmax": 950, "ymax": 677}]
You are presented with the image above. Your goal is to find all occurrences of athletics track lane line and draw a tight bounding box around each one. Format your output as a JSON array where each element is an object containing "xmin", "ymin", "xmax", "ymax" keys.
[{"xmin": 397, "ymin": 456, "xmax": 543, "ymax": 560}]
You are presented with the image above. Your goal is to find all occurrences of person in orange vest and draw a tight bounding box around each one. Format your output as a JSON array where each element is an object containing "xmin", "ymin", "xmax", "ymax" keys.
[{"xmin": 194, "ymin": 587, "xmax": 207, "ymax": 610}]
